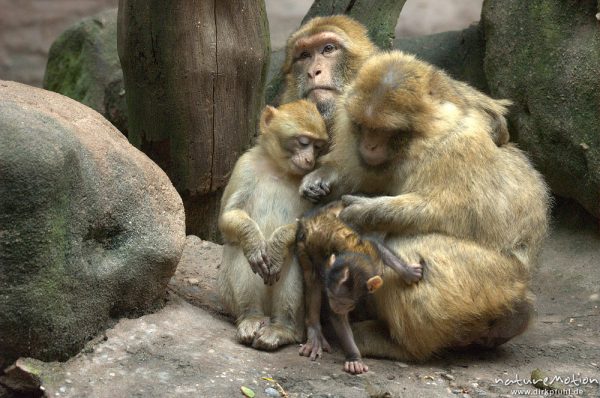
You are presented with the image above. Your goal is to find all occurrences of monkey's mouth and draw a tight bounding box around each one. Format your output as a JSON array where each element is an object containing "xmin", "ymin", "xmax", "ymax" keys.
[{"xmin": 304, "ymin": 86, "xmax": 340, "ymax": 98}]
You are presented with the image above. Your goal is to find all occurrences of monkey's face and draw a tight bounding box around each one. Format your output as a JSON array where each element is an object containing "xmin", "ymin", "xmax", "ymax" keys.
[
  {"xmin": 326, "ymin": 255, "xmax": 372, "ymax": 315},
  {"xmin": 259, "ymin": 100, "xmax": 328, "ymax": 176},
  {"xmin": 284, "ymin": 133, "xmax": 328, "ymax": 176},
  {"xmin": 339, "ymin": 52, "xmax": 438, "ymax": 168},
  {"xmin": 290, "ymin": 32, "xmax": 347, "ymax": 122}
]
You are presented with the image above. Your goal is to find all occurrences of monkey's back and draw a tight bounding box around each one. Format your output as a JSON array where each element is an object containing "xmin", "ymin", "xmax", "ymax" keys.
[
  {"xmin": 376, "ymin": 233, "xmax": 531, "ymax": 361},
  {"xmin": 395, "ymin": 124, "xmax": 550, "ymax": 269}
]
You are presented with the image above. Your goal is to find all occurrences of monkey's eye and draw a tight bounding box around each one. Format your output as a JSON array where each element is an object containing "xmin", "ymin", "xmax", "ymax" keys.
[
  {"xmin": 297, "ymin": 136, "xmax": 311, "ymax": 147},
  {"xmin": 298, "ymin": 51, "xmax": 310, "ymax": 60},
  {"xmin": 322, "ymin": 43, "xmax": 337, "ymax": 54}
]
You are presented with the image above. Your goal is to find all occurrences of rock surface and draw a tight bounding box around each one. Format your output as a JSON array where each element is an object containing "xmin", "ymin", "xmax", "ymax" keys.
[
  {"xmin": 395, "ymin": 23, "xmax": 489, "ymax": 94},
  {"xmin": 0, "ymin": 81, "xmax": 186, "ymax": 369},
  {"xmin": 482, "ymin": 0, "xmax": 600, "ymax": 218},
  {"xmin": 10, "ymin": 201, "xmax": 599, "ymax": 397},
  {"xmin": 44, "ymin": 8, "xmax": 127, "ymax": 136}
]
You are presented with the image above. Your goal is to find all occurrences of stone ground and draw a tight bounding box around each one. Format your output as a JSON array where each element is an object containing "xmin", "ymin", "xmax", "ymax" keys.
[{"xmin": 9, "ymin": 200, "xmax": 599, "ymax": 398}]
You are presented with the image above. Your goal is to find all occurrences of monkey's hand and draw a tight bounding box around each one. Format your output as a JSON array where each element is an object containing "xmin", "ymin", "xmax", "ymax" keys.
[
  {"xmin": 340, "ymin": 195, "xmax": 385, "ymax": 230},
  {"xmin": 399, "ymin": 262, "xmax": 423, "ymax": 284},
  {"xmin": 344, "ymin": 357, "xmax": 369, "ymax": 375},
  {"xmin": 299, "ymin": 325, "xmax": 331, "ymax": 361},
  {"xmin": 243, "ymin": 239, "xmax": 270, "ymax": 283},
  {"xmin": 300, "ymin": 167, "xmax": 337, "ymax": 203}
]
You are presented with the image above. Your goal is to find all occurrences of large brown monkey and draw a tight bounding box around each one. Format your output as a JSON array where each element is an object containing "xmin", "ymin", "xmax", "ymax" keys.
[
  {"xmin": 218, "ymin": 100, "xmax": 328, "ymax": 350},
  {"xmin": 281, "ymin": 15, "xmax": 378, "ymax": 126},
  {"xmin": 299, "ymin": 51, "xmax": 550, "ymax": 357}
]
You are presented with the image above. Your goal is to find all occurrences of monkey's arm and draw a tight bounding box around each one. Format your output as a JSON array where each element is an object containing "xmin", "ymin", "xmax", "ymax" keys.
[
  {"xmin": 366, "ymin": 238, "xmax": 423, "ymax": 284},
  {"xmin": 297, "ymin": 247, "xmax": 331, "ymax": 360},
  {"xmin": 219, "ymin": 208, "xmax": 270, "ymax": 282},
  {"xmin": 340, "ymin": 193, "xmax": 437, "ymax": 235},
  {"xmin": 330, "ymin": 312, "xmax": 368, "ymax": 374},
  {"xmin": 265, "ymin": 222, "xmax": 298, "ymax": 285}
]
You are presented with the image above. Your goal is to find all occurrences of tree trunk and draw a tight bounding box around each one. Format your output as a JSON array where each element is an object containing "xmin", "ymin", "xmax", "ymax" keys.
[
  {"xmin": 303, "ymin": 0, "xmax": 406, "ymax": 50},
  {"xmin": 117, "ymin": 1, "xmax": 270, "ymax": 240}
]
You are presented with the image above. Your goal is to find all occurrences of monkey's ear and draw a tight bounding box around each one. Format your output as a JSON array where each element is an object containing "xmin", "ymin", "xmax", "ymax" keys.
[
  {"xmin": 366, "ymin": 275, "xmax": 383, "ymax": 293},
  {"xmin": 326, "ymin": 254, "xmax": 336, "ymax": 268},
  {"xmin": 339, "ymin": 266, "xmax": 349, "ymax": 285},
  {"xmin": 260, "ymin": 105, "xmax": 278, "ymax": 129}
]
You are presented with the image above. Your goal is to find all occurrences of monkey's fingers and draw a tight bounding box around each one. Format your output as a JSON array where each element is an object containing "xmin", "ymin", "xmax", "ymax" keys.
[
  {"xmin": 301, "ymin": 182, "xmax": 329, "ymax": 203},
  {"xmin": 318, "ymin": 181, "xmax": 331, "ymax": 195},
  {"xmin": 344, "ymin": 360, "xmax": 369, "ymax": 374}
]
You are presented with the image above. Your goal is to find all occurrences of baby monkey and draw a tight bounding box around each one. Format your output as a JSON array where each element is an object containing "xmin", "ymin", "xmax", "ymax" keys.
[{"xmin": 295, "ymin": 202, "xmax": 422, "ymax": 373}]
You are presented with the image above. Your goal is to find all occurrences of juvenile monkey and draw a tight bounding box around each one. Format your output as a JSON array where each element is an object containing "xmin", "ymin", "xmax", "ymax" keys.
[
  {"xmin": 300, "ymin": 51, "xmax": 550, "ymax": 355},
  {"xmin": 295, "ymin": 202, "xmax": 422, "ymax": 372},
  {"xmin": 218, "ymin": 100, "xmax": 328, "ymax": 350}
]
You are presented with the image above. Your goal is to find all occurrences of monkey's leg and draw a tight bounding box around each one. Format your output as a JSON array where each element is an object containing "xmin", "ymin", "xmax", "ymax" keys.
[
  {"xmin": 330, "ymin": 313, "xmax": 368, "ymax": 374},
  {"xmin": 218, "ymin": 246, "xmax": 268, "ymax": 345},
  {"xmin": 299, "ymin": 271, "xmax": 331, "ymax": 360},
  {"xmin": 253, "ymin": 259, "xmax": 305, "ymax": 351},
  {"xmin": 351, "ymin": 320, "xmax": 415, "ymax": 361}
]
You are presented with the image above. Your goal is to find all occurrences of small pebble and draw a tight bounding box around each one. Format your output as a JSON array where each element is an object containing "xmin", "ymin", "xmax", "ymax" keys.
[
  {"xmin": 387, "ymin": 375, "xmax": 395, "ymax": 380},
  {"xmin": 264, "ymin": 387, "xmax": 280, "ymax": 397},
  {"xmin": 396, "ymin": 362, "xmax": 409, "ymax": 368},
  {"xmin": 442, "ymin": 373, "xmax": 455, "ymax": 381},
  {"xmin": 589, "ymin": 293, "xmax": 599, "ymax": 302}
]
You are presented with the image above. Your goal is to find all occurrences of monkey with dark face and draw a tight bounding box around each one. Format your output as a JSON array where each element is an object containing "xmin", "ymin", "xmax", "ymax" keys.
[
  {"xmin": 295, "ymin": 201, "xmax": 422, "ymax": 373},
  {"xmin": 218, "ymin": 100, "xmax": 328, "ymax": 350},
  {"xmin": 299, "ymin": 51, "xmax": 550, "ymax": 358}
]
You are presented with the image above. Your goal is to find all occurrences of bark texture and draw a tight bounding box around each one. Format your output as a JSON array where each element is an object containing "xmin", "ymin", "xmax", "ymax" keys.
[{"xmin": 118, "ymin": 1, "xmax": 270, "ymax": 239}]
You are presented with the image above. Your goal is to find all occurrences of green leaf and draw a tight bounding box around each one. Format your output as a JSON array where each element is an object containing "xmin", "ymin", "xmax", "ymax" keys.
[{"xmin": 241, "ymin": 386, "xmax": 256, "ymax": 398}]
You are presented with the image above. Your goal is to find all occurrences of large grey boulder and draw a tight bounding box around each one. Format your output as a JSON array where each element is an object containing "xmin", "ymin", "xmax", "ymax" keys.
[
  {"xmin": 43, "ymin": 9, "xmax": 128, "ymax": 136},
  {"xmin": 483, "ymin": 0, "xmax": 600, "ymax": 218},
  {"xmin": 0, "ymin": 81, "xmax": 186, "ymax": 369}
]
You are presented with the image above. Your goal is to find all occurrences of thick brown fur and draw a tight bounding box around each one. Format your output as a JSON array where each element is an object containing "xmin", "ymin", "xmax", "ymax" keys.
[
  {"xmin": 218, "ymin": 100, "xmax": 327, "ymax": 351},
  {"xmin": 300, "ymin": 51, "xmax": 550, "ymax": 361}
]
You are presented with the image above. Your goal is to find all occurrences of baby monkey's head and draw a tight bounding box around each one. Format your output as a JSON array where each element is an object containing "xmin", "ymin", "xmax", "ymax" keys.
[{"xmin": 259, "ymin": 99, "xmax": 328, "ymax": 176}]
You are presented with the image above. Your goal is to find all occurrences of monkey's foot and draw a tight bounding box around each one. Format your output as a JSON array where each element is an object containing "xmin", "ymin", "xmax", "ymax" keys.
[
  {"xmin": 252, "ymin": 323, "xmax": 297, "ymax": 351},
  {"xmin": 299, "ymin": 326, "xmax": 331, "ymax": 360},
  {"xmin": 236, "ymin": 316, "xmax": 269, "ymax": 345},
  {"xmin": 344, "ymin": 359, "xmax": 369, "ymax": 375}
]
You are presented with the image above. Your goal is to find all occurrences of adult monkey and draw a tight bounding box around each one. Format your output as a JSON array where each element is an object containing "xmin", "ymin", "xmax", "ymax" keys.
[
  {"xmin": 299, "ymin": 51, "xmax": 549, "ymax": 358},
  {"xmin": 280, "ymin": 15, "xmax": 509, "ymax": 145},
  {"xmin": 280, "ymin": 15, "xmax": 378, "ymax": 128}
]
